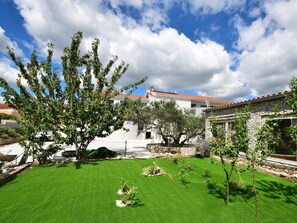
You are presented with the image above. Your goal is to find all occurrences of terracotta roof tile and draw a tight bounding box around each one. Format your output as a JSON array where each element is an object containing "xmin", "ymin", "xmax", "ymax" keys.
[
  {"xmin": 116, "ymin": 93, "xmax": 148, "ymax": 100},
  {"xmin": 0, "ymin": 103, "xmax": 10, "ymax": 109},
  {"xmin": 153, "ymin": 90, "xmax": 232, "ymax": 104}
]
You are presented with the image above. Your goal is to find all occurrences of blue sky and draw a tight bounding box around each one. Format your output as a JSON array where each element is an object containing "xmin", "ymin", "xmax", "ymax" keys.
[{"xmin": 0, "ymin": 0, "xmax": 296, "ymax": 102}]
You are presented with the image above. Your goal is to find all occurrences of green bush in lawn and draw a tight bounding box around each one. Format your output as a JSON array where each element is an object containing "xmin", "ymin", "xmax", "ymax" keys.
[
  {"xmin": 0, "ymin": 133, "xmax": 9, "ymax": 139},
  {"xmin": 0, "ymin": 127, "xmax": 22, "ymax": 138},
  {"xmin": 86, "ymin": 147, "xmax": 118, "ymax": 159}
]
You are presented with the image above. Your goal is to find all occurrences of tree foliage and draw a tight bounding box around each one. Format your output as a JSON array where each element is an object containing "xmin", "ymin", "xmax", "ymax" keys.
[
  {"xmin": 0, "ymin": 32, "xmax": 147, "ymax": 161},
  {"xmin": 210, "ymin": 108, "xmax": 249, "ymax": 206},
  {"xmin": 131, "ymin": 100, "xmax": 205, "ymax": 146},
  {"xmin": 285, "ymin": 76, "xmax": 297, "ymax": 145},
  {"xmin": 246, "ymin": 116, "xmax": 281, "ymax": 218}
]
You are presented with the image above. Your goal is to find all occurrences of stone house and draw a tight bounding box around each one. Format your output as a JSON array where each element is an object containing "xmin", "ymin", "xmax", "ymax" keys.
[{"xmin": 204, "ymin": 91, "xmax": 297, "ymax": 161}]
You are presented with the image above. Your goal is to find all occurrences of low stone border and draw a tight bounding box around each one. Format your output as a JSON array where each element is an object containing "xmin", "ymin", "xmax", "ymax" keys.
[
  {"xmin": 212, "ymin": 155, "xmax": 297, "ymax": 183},
  {"xmin": 260, "ymin": 162, "xmax": 297, "ymax": 183},
  {"xmin": 147, "ymin": 144, "xmax": 196, "ymax": 157},
  {"xmin": 0, "ymin": 137, "xmax": 22, "ymax": 146},
  {"xmin": 0, "ymin": 163, "xmax": 31, "ymax": 186}
]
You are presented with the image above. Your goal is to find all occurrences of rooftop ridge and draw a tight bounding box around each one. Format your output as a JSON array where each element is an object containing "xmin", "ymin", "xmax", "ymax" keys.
[
  {"xmin": 152, "ymin": 89, "xmax": 232, "ymax": 103},
  {"xmin": 204, "ymin": 91, "xmax": 290, "ymax": 111}
]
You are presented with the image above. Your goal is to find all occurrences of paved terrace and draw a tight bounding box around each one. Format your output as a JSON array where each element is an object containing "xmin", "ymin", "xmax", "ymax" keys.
[
  {"xmin": 1, "ymin": 140, "xmax": 297, "ymax": 168},
  {"xmin": 0, "ymin": 138, "xmax": 154, "ymax": 165}
]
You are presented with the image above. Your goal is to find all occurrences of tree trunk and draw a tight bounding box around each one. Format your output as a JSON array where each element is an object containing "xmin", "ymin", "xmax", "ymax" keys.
[
  {"xmin": 173, "ymin": 138, "xmax": 180, "ymax": 147},
  {"xmin": 75, "ymin": 144, "xmax": 85, "ymax": 161},
  {"xmin": 162, "ymin": 137, "xmax": 169, "ymax": 146},
  {"xmin": 253, "ymin": 168, "xmax": 259, "ymax": 218},
  {"xmin": 225, "ymin": 173, "xmax": 230, "ymax": 206}
]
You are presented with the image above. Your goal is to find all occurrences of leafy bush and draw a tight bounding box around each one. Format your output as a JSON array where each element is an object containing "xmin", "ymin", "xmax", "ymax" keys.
[
  {"xmin": 121, "ymin": 186, "xmax": 138, "ymax": 206},
  {"xmin": 38, "ymin": 144, "xmax": 62, "ymax": 164},
  {"xmin": 202, "ymin": 170, "xmax": 211, "ymax": 182},
  {"xmin": 0, "ymin": 127, "xmax": 23, "ymax": 139},
  {"xmin": 0, "ymin": 113, "xmax": 15, "ymax": 121},
  {"xmin": 0, "ymin": 133, "xmax": 9, "ymax": 139},
  {"xmin": 119, "ymin": 178, "xmax": 130, "ymax": 194},
  {"xmin": 196, "ymin": 141, "xmax": 210, "ymax": 157},
  {"xmin": 168, "ymin": 157, "xmax": 179, "ymax": 165},
  {"xmin": 86, "ymin": 147, "xmax": 118, "ymax": 159},
  {"xmin": 117, "ymin": 178, "xmax": 139, "ymax": 207},
  {"xmin": 179, "ymin": 159, "xmax": 192, "ymax": 187},
  {"xmin": 142, "ymin": 162, "xmax": 163, "ymax": 176}
]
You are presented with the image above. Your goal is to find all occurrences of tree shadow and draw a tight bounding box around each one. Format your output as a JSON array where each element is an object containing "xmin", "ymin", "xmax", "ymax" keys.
[
  {"xmin": 57, "ymin": 162, "xmax": 69, "ymax": 168},
  {"xmin": 257, "ymin": 180, "xmax": 297, "ymax": 205},
  {"xmin": 0, "ymin": 174, "xmax": 17, "ymax": 187},
  {"xmin": 39, "ymin": 163, "xmax": 55, "ymax": 167},
  {"xmin": 207, "ymin": 181, "xmax": 254, "ymax": 204},
  {"xmin": 131, "ymin": 198, "xmax": 145, "ymax": 208},
  {"xmin": 73, "ymin": 160, "xmax": 99, "ymax": 169}
]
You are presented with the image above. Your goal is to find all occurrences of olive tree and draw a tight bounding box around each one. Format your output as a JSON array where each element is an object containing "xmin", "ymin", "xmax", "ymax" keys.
[{"xmin": 131, "ymin": 100, "xmax": 205, "ymax": 146}]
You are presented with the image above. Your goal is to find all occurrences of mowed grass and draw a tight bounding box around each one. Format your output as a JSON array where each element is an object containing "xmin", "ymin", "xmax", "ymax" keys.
[{"xmin": 0, "ymin": 158, "xmax": 296, "ymax": 223}]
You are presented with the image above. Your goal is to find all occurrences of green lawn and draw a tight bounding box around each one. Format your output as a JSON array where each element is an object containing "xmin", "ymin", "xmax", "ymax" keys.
[{"xmin": 0, "ymin": 158, "xmax": 296, "ymax": 223}]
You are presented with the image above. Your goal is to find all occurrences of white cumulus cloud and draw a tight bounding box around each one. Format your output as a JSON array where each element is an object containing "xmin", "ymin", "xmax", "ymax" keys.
[
  {"xmin": 235, "ymin": 0, "xmax": 297, "ymax": 97},
  {"xmin": 12, "ymin": 0, "xmax": 239, "ymax": 100}
]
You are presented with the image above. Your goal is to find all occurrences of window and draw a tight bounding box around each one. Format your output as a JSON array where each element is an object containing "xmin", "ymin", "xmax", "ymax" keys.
[
  {"xmin": 191, "ymin": 104, "xmax": 196, "ymax": 108},
  {"xmin": 145, "ymin": 132, "xmax": 151, "ymax": 139},
  {"xmin": 274, "ymin": 118, "xmax": 296, "ymax": 155}
]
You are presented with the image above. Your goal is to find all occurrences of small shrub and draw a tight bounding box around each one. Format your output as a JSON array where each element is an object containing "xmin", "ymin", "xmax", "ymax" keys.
[
  {"xmin": 180, "ymin": 159, "xmax": 193, "ymax": 172},
  {"xmin": 142, "ymin": 162, "xmax": 163, "ymax": 176},
  {"xmin": 38, "ymin": 144, "xmax": 62, "ymax": 164},
  {"xmin": 168, "ymin": 157, "xmax": 179, "ymax": 165},
  {"xmin": 86, "ymin": 147, "xmax": 118, "ymax": 159},
  {"xmin": 0, "ymin": 133, "xmax": 9, "ymax": 139},
  {"xmin": 116, "ymin": 178, "xmax": 139, "ymax": 207},
  {"xmin": 196, "ymin": 141, "xmax": 210, "ymax": 157},
  {"xmin": 202, "ymin": 170, "xmax": 211, "ymax": 182},
  {"xmin": 179, "ymin": 168, "xmax": 189, "ymax": 187},
  {"xmin": 179, "ymin": 159, "xmax": 192, "ymax": 187},
  {"xmin": 118, "ymin": 178, "xmax": 130, "ymax": 194},
  {"xmin": 121, "ymin": 186, "xmax": 138, "ymax": 206},
  {"xmin": 0, "ymin": 127, "xmax": 22, "ymax": 139}
]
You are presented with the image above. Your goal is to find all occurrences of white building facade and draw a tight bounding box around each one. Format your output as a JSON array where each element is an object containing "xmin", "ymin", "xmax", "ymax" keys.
[{"xmin": 105, "ymin": 88, "xmax": 232, "ymax": 141}]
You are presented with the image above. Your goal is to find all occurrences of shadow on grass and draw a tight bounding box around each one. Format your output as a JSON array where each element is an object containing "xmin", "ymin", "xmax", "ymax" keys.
[
  {"xmin": 257, "ymin": 180, "xmax": 297, "ymax": 205},
  {"xmin": 131, "ymin": 198, "xmax": 145, "ymax": 208},
  {"xmin": 74, "ymin": 160, "xmax": 99, "ymax": 169},
  {"xmin": 0, "ymin": 174, "xmax": 17, "ymax": 187},
  {"xmin": 207, "ymin": 181, "xmax": 254, "ymax": 204}
]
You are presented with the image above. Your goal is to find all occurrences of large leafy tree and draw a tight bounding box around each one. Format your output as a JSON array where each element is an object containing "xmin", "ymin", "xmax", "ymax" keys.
[
  {"xmin": 132, "ymin": 100, "xmax": 205, "ymax": 146},
  {"xmin": 0, "ymin": 32, "xmax": 147, "ymax": 161}
]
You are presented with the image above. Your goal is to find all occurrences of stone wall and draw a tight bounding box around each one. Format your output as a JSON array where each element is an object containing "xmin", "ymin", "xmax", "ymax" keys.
[
  {"xmin": 0, "ymin": 137, "xmax": 22, "ymax": 146},
  {"xmin": 260, "ymin": 162, "xmax": 297, "ymax": 183},
  {"xmin": 146, "ymin": 144, "xmax": 196, "ymax": 157}
]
